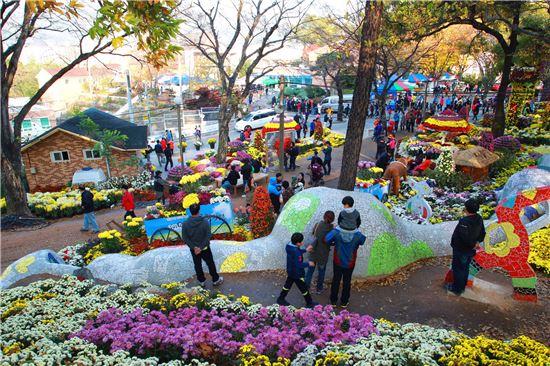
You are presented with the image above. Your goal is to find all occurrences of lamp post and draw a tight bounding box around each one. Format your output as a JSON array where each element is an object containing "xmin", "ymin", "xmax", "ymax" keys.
[
  {"xmin": 277, "ymin": 75, "xmax": 285, "ymax": 172},
  {"xmin": 176, "ymin": 103, "xmax": 184, "ymax": 166}
]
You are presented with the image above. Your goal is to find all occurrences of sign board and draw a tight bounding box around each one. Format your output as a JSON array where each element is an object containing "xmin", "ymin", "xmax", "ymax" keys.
[
  {"xmin": 355, "ymin": 183, "xmax": 388, "ymax": 201},
  {"xmin": 143, "ymin": 201, "xmax": 235, "ymax": 239},
  {"xmin": 405, "ymin": 196, "xmax": 433, "ymax": 220},
  {"xmin": 144, "ymin": 215, "xmax": 187, "ymax": 239}
]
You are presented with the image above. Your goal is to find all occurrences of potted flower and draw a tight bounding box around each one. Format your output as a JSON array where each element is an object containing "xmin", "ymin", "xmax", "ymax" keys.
[
  {"xmin": 180, "ymin": 141, "xmax": 187, "ymax": 152},
  {"xmin": 194, "ymin": 140, "xmax": 202, "ymax": 151},
  {"xmin": 208, "ymin": 138, "xmax": 217, "ymax": 149}
]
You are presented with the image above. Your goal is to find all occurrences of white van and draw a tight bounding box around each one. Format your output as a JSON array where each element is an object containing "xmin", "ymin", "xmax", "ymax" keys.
[
  {"xmin": 235, "ymin": 108, "xmax": 277, "ymax": 131},
  {"xmin": 72, "ymin": 168, "xmax": 106, "ymax": 186},
  {"xmin": 320, "ymin": 94, "xmax": 353, "ymax": 113}
]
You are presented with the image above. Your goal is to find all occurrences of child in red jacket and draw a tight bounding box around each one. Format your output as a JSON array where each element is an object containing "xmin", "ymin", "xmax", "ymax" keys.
[{"xmin": 122, "ymin": 185, "xmax": 136, "ymax": 221}]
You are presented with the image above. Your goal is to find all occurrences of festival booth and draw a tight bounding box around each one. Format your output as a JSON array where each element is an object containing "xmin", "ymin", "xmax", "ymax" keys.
[
  {"xmin": 408, "ymin": 73, "xmax": 429, "ymax": 84},
  {"xmin": 375, "ymin": 79, "xmax": 415, "ymax": 97}
]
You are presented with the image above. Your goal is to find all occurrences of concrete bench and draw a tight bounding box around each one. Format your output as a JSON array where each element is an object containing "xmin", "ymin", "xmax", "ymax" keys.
[{"xmin": 215, "ymin": 172, "xmax": 269, "ymax": 195}]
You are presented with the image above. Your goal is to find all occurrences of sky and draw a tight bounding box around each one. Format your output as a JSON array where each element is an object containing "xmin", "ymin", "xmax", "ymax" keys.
[{"xmin": 15, "ymin": 0, "xmax": 349, "ymax": 67}]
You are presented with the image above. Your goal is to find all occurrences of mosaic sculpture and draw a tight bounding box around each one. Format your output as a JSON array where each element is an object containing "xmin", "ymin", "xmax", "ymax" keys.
[
  {"xmin": 1, "ymin": 188, "xmax": 456, "ymax": 289},
  {"xmin": 445, "ymin": 186, "xmax": 550, "ymax": 302},
  {"xmin": 2, "ymin": 186, "xmax": 549, "ymax": 304}
]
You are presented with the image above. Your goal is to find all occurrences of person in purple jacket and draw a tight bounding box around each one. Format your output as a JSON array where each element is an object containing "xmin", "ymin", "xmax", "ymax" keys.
[
  {"xmin": 276, "ymin": 232, "xmax": 317, "ymax": 308},
  {"xmin": 325, "ymin": 227, "xmax": 367, "ymax": 308}
]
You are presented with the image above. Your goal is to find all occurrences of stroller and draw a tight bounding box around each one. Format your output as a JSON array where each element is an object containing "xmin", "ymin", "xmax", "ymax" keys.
[
  {"xmin": 292, "ymin": 176, "xmax": 305, "ymax": 193},
  {"xmin": 308, "ymin": 163, "xmax": 325, "ymax": 187}
]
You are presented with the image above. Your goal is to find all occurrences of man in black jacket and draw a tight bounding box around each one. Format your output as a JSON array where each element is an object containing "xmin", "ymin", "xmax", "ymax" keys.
[
  {"xmin": 79, "ymin": 185, "xmax": 99, "ymax": 233},
  {"xmin": 447, "ymin": 199, "xmax": 486, "ymax": 295},
  {"xmin": 288, "ymin": 142, "xmax": 299, "ymax": 171},
  {"xmin": 240, "ymin": 159, "xmax": 253, "ymax": 197},
  {"xmin": 221, "ymin": 165, "xmax": 240, "ymax": 190},
  {"xmin": 181, "ymin": 204, "xmax": 223, "ymax": 287},
  {"xmin": 154, "ymin": 140, "xmax": 164, "ymax": 166},
  {"xmin": 164, "ymin": 145, "xmax": 173, "ymax": 171}
]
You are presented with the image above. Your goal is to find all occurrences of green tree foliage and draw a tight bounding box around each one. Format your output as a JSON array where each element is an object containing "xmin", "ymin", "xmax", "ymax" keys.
[
  {"xmin": 312, "ymin": 51, "xmax": 355, "ymax": 120},
  {"xmin": 78, "ymin": 113, "xmax": 129, "ymax": 177},
  {"xmin": 9, "ymin": 59, "xmax": 43, "ymax": 98}
]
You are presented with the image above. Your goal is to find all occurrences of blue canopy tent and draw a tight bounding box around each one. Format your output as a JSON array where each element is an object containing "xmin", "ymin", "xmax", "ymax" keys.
[
  {"xmin": 439, "ymin": 72, "xmax": 457, "ymax": 81},
  {"xmin": 408, "ymin": 73, "xmax": 429, "ymax": 83},
  {"xmin": 169, "ymin": 75, "xmax": 191, "ymax": 85},
  {"xmin": 158, "ymin": 75, "xmax": 215, "ymax": 86},
  {"xmin": 374, "ymin": 79, "xmax": 414, "ymax": 95}
]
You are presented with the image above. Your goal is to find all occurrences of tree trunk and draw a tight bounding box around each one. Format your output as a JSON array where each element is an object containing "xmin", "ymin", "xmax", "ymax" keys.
[
  {"xmin": 338, "ymin": 1, "xmax": 383, "ymax": 191},
  {"xmin": 336, "ymin": 82, "xmax": 344, "ymax": 121},
  {"xmin": 378, "ymin": 91, "xmax": 388, "ymax": 133},
  {"xmin": 216, "ymin": 96, "xmax": 231, "ymax": 164},
  {"xmin": 541, "ymin": 61, "xmax": 550, "ymax": 102},
  {"xmin": 1, "ymin": 79, "xmax": 32, "ymax": 215},
  {"xmin": 493, "ymin": 51, "xmax": 513, "ymax": 137}
]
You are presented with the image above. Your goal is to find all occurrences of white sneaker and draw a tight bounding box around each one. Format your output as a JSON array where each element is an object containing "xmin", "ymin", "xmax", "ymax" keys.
[
  {"xmin": 198, "ymin": 281, "xmax": 206, "ymax": 288},
  {"xmin": 213, "ymin": 276, "xmax": 224, "ymax": 286}
]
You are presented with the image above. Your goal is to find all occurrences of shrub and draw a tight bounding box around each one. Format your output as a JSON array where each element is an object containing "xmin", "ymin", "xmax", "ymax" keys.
[
  {"xmin": 439, "ymin": 335, "xmax": 549, "ymax": 365},
  {"xmin": 314, "ymin": 122, "xmax": 324, "ymax": 141},
  {"xmin": 478, "ymin": 131, "xmax": 494, "ymax": 151},
  {"xmin": 528, "ymin": 227, "xmax": 550, "ymax": 275},
  {"xmin": 493, "ymin": 135, "xmax": 521, "ymax": 151},
  {"xmin": 481, "ymin": 112, "xmax": 494, "ymax": 127},
  {"xmin": 435, "ymin": 149, "xmax": 455, "ymax": 177},
  {"xmin": 167, "ymin": 165, "xmax": 193, "ymax": 180},
  {"xmin": 424, "ymin": 169, "xmax": 473, "ymax": 192},
  {"xmin": 72, "ymin": 305, "xmax": 377, "ymax": 362},
  {"xmin": 97, "ymin": 230, "xmax": 124, "ymax": 253},
  {"xmin": 250, "ymin": 186, "xmax": 275, "ymax": 238},
  {"xmin": 228, "ymin": 139, "xmax": 246, "ymax": 153},
  {"xmin": 253, "ymin": 131, "xmax": 266, "ymax": 152},
  {"xmin": 169, "ymin": 190, "xmax": 186, "ymax": 206},
  {"xmin": 122, "ymin": 217, "xmax": 144, "ymax": 240},
  {"xmin": 489, "ymin": 150, "xmax": 517, "ymax": 178},
  {"xmin": 357, "ymin": 167, "xmax": 383, "ymax": 181}
]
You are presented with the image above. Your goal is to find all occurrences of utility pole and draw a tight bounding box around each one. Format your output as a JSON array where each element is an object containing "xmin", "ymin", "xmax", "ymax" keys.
[
  {"xmin": 278, "ymin": 75, "xmax": 285, "ymax": 173},
  {"xmin": 126, "ymin": 70, "xmax": 134, "ymax": 123},
  {"xmin": 144, "ymin": 83, "xmax": 152, "ymax": 135},
  {"xmin": 176, "ymin": 104, "xmax": 184, "ymax": 165},
  {"xmin": 422, "ymin": 81, "xmax": 428, "ymax": 117}
]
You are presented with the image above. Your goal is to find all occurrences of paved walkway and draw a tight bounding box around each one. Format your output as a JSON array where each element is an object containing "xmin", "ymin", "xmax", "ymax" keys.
[{"xmin": 216, "ymin": 262, "xmax": 549, "ymax": 344}]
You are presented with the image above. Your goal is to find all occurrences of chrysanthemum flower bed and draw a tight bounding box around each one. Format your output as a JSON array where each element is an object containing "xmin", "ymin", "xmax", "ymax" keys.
[{"xmin": 1, "ymin": 276, "xmax": 548, "ymax": 365}]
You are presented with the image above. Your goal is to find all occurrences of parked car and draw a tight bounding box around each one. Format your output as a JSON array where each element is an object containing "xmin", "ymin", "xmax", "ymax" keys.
[
  {"xmin": 320, "ymin": 94, "xmax": 353, "ymax": 113},
  {"xmin": 235, "ymin": 108, "xmax": 277, "ymax": 131},
  {"xmin": 72, "ymin": 168, "xmax": 106, "ymax": 186}
]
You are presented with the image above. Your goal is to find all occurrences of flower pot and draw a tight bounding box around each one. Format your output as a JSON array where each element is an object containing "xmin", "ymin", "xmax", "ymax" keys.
[
  {"xmin": 195, "ymin": 145, "xmax": 201, "ymax": 151},
  {"xmin": 209, "ymin": 143, "xmax": 216, "ymax": 149}
]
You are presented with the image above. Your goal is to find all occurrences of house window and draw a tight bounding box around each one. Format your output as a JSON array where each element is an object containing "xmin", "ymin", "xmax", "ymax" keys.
[
  {"xmin": 22, "ymin": 120, "xmax": 32, "ymax": 131},
  {"xmin": 40, "ymin": 117, "xmax": 50, "ymax": 129},
  {"xmin": 83, "ymin": 149, "xmax": 101, "ymax": 160},
  {"xmin": 50, "ymin": 150, "xmax": 70, "ymax": 162}
]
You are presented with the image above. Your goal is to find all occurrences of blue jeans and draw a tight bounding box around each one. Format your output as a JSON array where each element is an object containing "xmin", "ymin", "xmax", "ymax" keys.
[
  {"xmin": 83, "ymin": 212, "xmax": 99, "ymax": 232},
  {"xmin": 305, "ymin": 263, "xmax": 327, "ymax": 291},
  {"xmin": 450, "ymin": 249, "xmax": 475, "ymax": 294},
  {"xmin": 221, "ymin": 181, "xmax": 233, "ymax": 190}
]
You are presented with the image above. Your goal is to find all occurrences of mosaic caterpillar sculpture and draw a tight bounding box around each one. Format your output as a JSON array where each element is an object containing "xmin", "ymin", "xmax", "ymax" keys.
[{"xmin": 2, "ymin": 186, "xmax": 549, "ymax": 303}]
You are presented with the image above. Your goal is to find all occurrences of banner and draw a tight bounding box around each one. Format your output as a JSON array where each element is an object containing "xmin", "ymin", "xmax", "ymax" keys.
[{"xmin": 143, "ymin": 201, "xmax": 235, "ymax": 239}]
